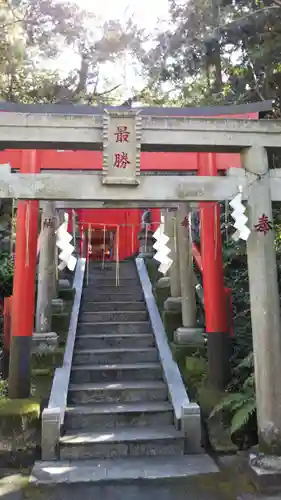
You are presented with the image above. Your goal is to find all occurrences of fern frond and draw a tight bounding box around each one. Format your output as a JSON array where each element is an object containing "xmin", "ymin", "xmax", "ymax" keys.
[
  {"xmin": 230, "ymin": 399, "xmax": 256, "ymax": 435},
  {"xmin": 209, "ymin": 392, "xmax": 248, "ymax": 418},
  {"xmin": 242, "ymin": 373, "xmax": 255, "ymax": 390},
  {"xmin": 234, "ymin": 352, "xmax": 253, "ymax": 373}
]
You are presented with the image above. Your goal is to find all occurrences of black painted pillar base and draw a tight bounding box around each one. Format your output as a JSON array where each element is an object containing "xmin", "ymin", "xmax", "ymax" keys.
[
  {"xmin": 8, "ymin": 336, "xmax": 32, "ymax": 399},
  {"xmin": 207, "ymin": 331, "xmax": 231, "ymax": 391}
]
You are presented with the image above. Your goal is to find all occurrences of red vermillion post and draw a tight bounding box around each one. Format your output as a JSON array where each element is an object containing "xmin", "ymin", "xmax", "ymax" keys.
[
  {"xmin": 8, "ymin": 150, "xmax": 40, "ymax": 398},
  {"xmin": 198, "ymin": 152, "xmax": 230, "ymax": 389}
]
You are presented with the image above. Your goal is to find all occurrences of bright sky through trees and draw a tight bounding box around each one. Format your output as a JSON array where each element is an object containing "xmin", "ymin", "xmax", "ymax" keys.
[{"xmin": 52, "ymin": 0, "xmax": 170, "ymax": 100}]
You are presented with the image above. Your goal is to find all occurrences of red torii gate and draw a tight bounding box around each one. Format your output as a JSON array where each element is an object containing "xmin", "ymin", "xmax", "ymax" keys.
[{"xmin": 0, "ymin": 101, "xmax": 272, "ymax": 388}]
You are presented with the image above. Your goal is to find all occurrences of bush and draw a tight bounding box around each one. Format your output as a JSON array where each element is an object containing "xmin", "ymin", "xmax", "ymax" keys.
[
  {"xmin": 0, "ymin": 253, "xmax": 14, "ymax": 298},
  {"xmin": 0, "ymin": 253, "xmax": 14, "ymax": 350}
]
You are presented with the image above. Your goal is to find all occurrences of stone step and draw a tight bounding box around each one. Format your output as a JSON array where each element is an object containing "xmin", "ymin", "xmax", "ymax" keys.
[
  {"xmin": 82, "ymin": 293, "xmax": 144, "ymax": 302},
  {"xmin": 59, "ymin": 426, "xmax": 185, "ymax": 460},
  {"xmin": 86, "ymin": 272, "xmax": 138, "ymax": 278},
  {"xmin": 68, "ymin": 381, "xmax": 168, "ymax": 405},
  {"xmin": 77, "ymin": 321, "xmax": 151, "ymax": 335},
  {"xmin": 31, "ymin": 454, "xmax": 219, "ymax": 488},
  {"xmin": 89, "ymin": 263, "xmax": 135, "ymax": 269},
  {"xmin": 75, "ymin": 333, "xmax": 155, "ymax": 350},
  {"xmin": 80, "ymin": 301, "xmax": 146, "ymax": 312},
  {"xmin": 79, "ymin": 311, "xmax": 148, "ymax": 323},
  {"xmin": 70, "ymin": 363, "xmax": 162, "ymax": 384},
  {"xmin": 65, "ymin": 402, "xmax": 174, "ymax": 430},
  {"xmin": 86, "ymin": 278, "xmax": 138, "ymax": 287},
  {"xmin": 73, "ymin": 348, "xmax": 159, "ymax": 365},
  {"xmin": 84, "ymin": 283, "xmax": 141, "ymax": 290}
]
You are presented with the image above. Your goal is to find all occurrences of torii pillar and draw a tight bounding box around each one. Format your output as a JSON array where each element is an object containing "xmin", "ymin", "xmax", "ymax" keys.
[
  {"xmin": 198, "ymin": 153, "xmax": 230, "ymax": 390},
  {"xmin": 245, "ymin": 146, "xmax": 281, "ymax": 456},
  {"xmin": 174, "ymin": 203, "xmax": 203, "ymax": 344},
  {"xmin": 34, "ymin": 201, "xmax": 58, "ymax": 351},
  {"xmin": 8, "ymin": 151, "xmax": 40, "ymax": 399}
]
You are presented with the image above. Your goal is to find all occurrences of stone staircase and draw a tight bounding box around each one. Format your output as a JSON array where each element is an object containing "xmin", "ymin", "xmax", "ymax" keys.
[
  {"xmin": 61, "ymin": 260, "xmax": 186, "ymax": 460},
  {"xmin": 31, "ymin": 260, "xmax": 219, "ymax": 496}
]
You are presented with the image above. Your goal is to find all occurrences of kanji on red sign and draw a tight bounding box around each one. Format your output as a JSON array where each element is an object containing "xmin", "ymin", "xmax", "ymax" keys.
[
  {"xmin": 114, "ymin": 152, "xmax": 131, "ymax": 169},
  {"xmin": 254, "ymin": 213, "xmax": 273, "ymax": 235},
  {"xmin": 181, "ymin": 216, "xmax": 189, "ymax": 228},
  {"xmin": 114, "ymin": 125, "xmax": 130, "ymax": 143}
]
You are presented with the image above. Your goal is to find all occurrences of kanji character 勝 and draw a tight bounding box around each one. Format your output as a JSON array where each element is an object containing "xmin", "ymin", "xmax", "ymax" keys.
[
  {"xmin": 114, "ymin": 125, "xmax": 130, "ymax": 143},
  {"xmin": 114, "ymin": 152, "xmax": 131, "ymax": 169},
  {"xmin": 254, "ymin": 213, "xmax": 273, "ymax": 235}
]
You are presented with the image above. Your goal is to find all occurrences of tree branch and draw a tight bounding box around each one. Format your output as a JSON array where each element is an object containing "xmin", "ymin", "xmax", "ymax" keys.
[
  {"xmin": 95, "ymin": 84, "xmax": 121, "ymax": 97},
  {"xmin": 242, "ymin": 38, "xmax": 266, "ymax": 101}
]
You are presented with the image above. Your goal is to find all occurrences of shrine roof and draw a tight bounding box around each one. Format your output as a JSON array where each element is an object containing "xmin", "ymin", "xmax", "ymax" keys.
[{"xmin": 0, "ymin": 100, "xmax": 273, "ymax": 116}]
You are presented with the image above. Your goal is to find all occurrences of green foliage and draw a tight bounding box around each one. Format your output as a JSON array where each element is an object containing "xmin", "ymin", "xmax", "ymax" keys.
[
  {"xmin": 210, "ymin": 389, "xmax": 256, "ymax": 436},
  {"xmin": 0, "ymin": 252, "xmax": 14, "ymax": 308},
  {"xmin": 0, "ymin": 379, "xmax": 8, "ymax": 398},
  {"xmin": 0, "ymin": 253, "xmax": 14, "ymax": 286},
  {"xmin": 210, "ymin": 347, "xmax": 256, "ymax": 441},
  {"xmin": 183, "ymin": 355, "xmax": 207, "ymax": 399},
  {"xmin": 0, "ymin": 0, "xmax": 144, "ymax": 104},
  {"xmin": 140, "ymin": 0, "xmax": 281, "ymax": 112},
  {"xmin": 0, "ymin": 252, "xmax": 14, "ymax": 347}
]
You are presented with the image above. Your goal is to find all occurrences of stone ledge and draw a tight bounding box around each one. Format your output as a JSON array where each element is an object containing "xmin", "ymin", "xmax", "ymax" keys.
[
  {"xmin": 249, "ymin": 453, "xmax": 281, "ymax": 494},
  {"xmin": 58, "ymin": 279, "xmax": 71, "ymax": 290},
  {"xmin": 52, "ymin": 298, "xmax": 65, "ymax": 314},
  {"xmin": 41, "ymin": 258, "xmax": 86, "ymax": 461},
  {"xmin": 32, "ymin": 332, "xmax": 58, "ymax": 353},
  {"xmin": 174, "ymin": 327, "xmax": 205, "ymax": 346},
  {"xmin": 136, "ymin": 257, "xmax": 202, "ymax": 450},
  {"xmin": 155, "ymin": 277, "xmax": 170, "ymax": 290},
  {"xmin": 164, "ymin": 296, "xmax": 181, "ymax": 312}
]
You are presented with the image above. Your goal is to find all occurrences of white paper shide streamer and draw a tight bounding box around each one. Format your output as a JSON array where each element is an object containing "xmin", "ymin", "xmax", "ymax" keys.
[
  {"xmin": 55, "ymin": 212, "xmax": 77, "ymax": 272},
  {"xmin": 152, "ymin": 215, "xmax": 173, "ymax": 275},
  {"xmin": 229, "ymin": 187, "xmax": 251, "ymax": 242}
]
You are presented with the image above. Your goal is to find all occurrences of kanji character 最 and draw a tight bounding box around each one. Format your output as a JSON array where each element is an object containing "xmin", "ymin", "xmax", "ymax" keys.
[{"xmin": 114, "ymin": 125, "xmax": 130, "ymax": 143}]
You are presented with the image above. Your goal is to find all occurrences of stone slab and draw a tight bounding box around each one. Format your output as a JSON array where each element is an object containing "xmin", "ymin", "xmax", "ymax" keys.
[
  {"xmin": 72, "ymin": 347, "xmax": 158, "ymax": 365},
  {"xmin": 68, "ymin": 380, "xmax": 168, "ymax": 405},
  {"xmin": 30, "ymin": 454, "xmax": 219, "ymax": 485},
  {"xmin": 82, "ymin": 290, "xmax": 144, "ymax": 301},
  {"xmin": 174, "ymin": 327, "xmax": 205, "ymax": 346},
  {"xmin": 75, "ymin": 333, "xmax": 155, "ymax": 350},
  {"xmin": 64, "ymin": 401, "xmax": 173, "ymax": 429},
  {"xmin": 70, "ymin": 362, "xmax": 162, "ymax": 384},
  {"xmin": 32, "ymin": 332, "xmax": 58, "ymax": 353},
  {"xmin": 77, "ymin": 321, "xmax": 151, "ymax": 335},
  {"xmin": 155, "ymin": 277, "xmax": 171, "ymax": 290},
  {"xmin": 248, "ymin": 453, "xmax": 281, "ymax": 494},
  {"xmin": 80, "ymin": 301, "xmax": 146, "ymax": 312},
  {"xmin": 164, "ymin": 297, "xmax": 182, "ymax": 313},
  {"xmin": 58, "ymin": 279, "xmax": 72, "ymax": 290},
  {"xmin": 79, "ymin": 310, "xmax": 148, "ymax": 323},
  {"xmin": 52, "ymin": 298, "xmax": 65, "ymax": 314},
  {"xmin": 60, "ymin": 441, "xmax": 185, "ymax": 461}
]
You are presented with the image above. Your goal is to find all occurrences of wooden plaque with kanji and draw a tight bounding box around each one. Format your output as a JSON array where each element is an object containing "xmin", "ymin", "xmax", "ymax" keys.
[{"xmin": 102, "ymin": 110, "xmax": 141, "ymax": 185}]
